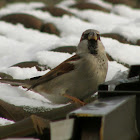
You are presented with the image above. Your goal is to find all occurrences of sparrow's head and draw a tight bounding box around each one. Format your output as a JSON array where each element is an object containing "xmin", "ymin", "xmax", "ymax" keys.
[{"xmin": 77, "ymin": 29, "xmax": 101, "ymax": 55}]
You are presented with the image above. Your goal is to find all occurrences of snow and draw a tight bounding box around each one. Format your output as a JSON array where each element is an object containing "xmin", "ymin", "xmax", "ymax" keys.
[
  {"xmin": 68, "ymin": 5, "xmax": 140, "ymax": 43},
  {"xmin": 3, "ymin": 67, "xmax": 50, "ymax": 79},
  {"xmin": 79, "ymin": 10, "xmax": 129, "ymax": 25},
  {"xmin": 87, "ymin": 0, "xmax": 113, "ymax": 10},
  {"xmin": 57, "ymin": 0, "xmax": 76, "ymax": 7},
  {"xmin": 0, "ymin": 21, "xmax": 60, "ymax": 49},
  {"xmin": 111, "ymin": 24, "xmax": 140, "ymax": 43},
  {"xmin": 0, "ymin": 117, "xmax": 14, "ymax": 126},
  {"xmin": 102, "ymin": 37, "xmax": 140, "ymax": 65},
  {"xmin": 58, "ymin": 0, "xmax": 113, "ymax": 10},
  {"xmin": 106, "ymin": 61, "xmax": 128, "ymax": 81},
  {"xmin": 0, "ymin": 35, "xmax": 33, "ymax": 68},
  {"xmin": 0, "ymin": 2, "xmax": 45, "ymax": 16},
  {"xmin": 0, "ymin": 83, "xmax": 67, "ymax": 112},
  {"xmin": 112, "ymin": 4, "xmax": 140, "ymax": 19},
  {"xmin": 35, "ymin": 51, "xmax": 72, "ymax": 68},
  {"xmin": 0, "ymin": 0, "xmax": 139, "ymax": 124}
]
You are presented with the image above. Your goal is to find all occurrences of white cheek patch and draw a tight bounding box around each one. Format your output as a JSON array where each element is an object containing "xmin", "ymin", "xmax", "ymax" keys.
[{"xmin": 77, "ymin": 40, "xmax": 89, "ymax": 54}]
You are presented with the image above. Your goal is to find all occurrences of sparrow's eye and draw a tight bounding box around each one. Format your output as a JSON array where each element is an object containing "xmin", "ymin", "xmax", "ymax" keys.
[
  {"xmin": 83, "ymin": 33, "xmax": 89, "ymax": 39},
  {"xmin": 80, "ymin": 33, "xmax": 89, "ymax": 41}
]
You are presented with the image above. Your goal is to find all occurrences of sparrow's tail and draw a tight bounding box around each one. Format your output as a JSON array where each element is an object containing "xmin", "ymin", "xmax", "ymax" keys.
[{"xmin": 0, "ymin": 79, "xmax": 32, "ymax": 88}]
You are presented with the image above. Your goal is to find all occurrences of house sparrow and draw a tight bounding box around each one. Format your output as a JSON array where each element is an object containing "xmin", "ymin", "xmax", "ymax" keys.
[{"xmin": 0, "ymin": 29, "xmax": 108, "ymax": 104}]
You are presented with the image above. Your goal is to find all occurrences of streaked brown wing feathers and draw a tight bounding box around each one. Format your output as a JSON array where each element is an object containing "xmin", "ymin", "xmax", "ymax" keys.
[{"xmin": 29, "ymin": 55, "xmax": 80, "ymax": 90}]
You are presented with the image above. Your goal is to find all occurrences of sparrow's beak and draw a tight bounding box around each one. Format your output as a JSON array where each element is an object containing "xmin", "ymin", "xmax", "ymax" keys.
[{"xmin": 88, "ymin": 33, "xmax": 97, "ymax": 41}]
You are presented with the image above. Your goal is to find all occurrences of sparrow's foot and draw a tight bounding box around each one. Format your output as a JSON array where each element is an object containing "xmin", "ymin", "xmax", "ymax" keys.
[
  {"xmin": 30, "ymin": 115, "xmax": 50, "ymax": 134},
  {"xmin": 63, "ymin": 94, "xmax": 86, "ymax": 106}
]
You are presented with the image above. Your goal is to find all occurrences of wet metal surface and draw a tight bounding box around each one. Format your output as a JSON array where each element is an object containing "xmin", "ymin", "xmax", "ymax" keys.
[{"xmin": 69, "ymin": 96, "xmax": 133, "ymax": 116}]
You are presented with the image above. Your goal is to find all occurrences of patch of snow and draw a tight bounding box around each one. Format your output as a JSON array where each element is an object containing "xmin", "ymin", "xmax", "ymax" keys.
[
  {"xmin": 102, "ymin": 37, "xmax": 140, "ymax": 65},
  {"xmin": 112, "ymin": 4, "xmax": 140, "ymax": 19},
  {"xmin": 0, "ymin": 2, "xmax": 45, "ymax": 17},
  {"xmin": 133, "ymin": 18, "xmax": 140, "ymax": 27},
  {"xmin": 2, "ymin": 67, "xmax": 50, "ymax": 80},
  {"xmin": 111, "ymin": 24, "xmax": 140, "ymax": 43},
  {"xmin": 0, "ymin": 35, "xmax": 33, "ymax": 68},
  {"xmin": 57, "ymin": 0, "xmax": 76, "ymax": 7},
  {"xmin": 87, "ymin": 0, "xmax": 113, "ymax": 10},
  {"xmin": 35, "ymin": 51, "xmax": 72, "ymax": 68},
  {"xmin": 0, "ymin": 21, "xmax": 60, "ymax": 50},
  {"xmin": 0, "ymin": 117, "xmax": 14, "ymax": 126},
  {"xmin": 24, "ymin": 10, "xmax": 95, "ymax": 37},
  {"xmin": 71, "ymin": 9, "xmax": 129, "ymax": 26},
  {"xmin": 106, "ymin": 61, "xmax": 128, "ymax": 81},
  {"xmin": 0, "ymin": 84, "xmax": 67, "ymax": 112}
]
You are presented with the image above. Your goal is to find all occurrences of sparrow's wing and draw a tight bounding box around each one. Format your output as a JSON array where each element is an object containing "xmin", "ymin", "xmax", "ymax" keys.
[{"xmin": 29, "ymin": 54, "xmax": 80, "ymax": 90}]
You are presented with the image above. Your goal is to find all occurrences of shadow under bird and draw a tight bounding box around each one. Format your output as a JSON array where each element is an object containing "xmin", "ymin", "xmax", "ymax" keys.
[{"xmin": 0, "ymin": 29, "xmax": 108, "ymax": 105}]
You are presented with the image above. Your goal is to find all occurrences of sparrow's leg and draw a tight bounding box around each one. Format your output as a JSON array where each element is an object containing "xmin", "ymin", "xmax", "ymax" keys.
[
  {"xmin": 30, "ymin": 115, "xmax": 50, "ymax": 134},
  {"xmin": 63, "ymin": 94, "xmax": 86, "ymax": 106}
]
